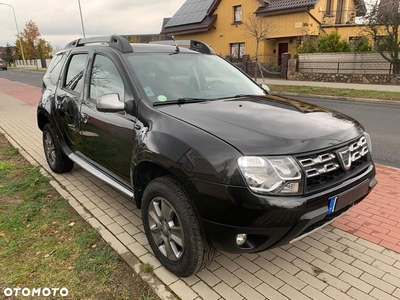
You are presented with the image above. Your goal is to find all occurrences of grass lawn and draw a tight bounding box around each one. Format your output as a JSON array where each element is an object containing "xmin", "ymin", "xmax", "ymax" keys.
[
  {"xmin": 268, "ymin": 84, "xmax": 400, "ymax": 101},
  {"xmin": 0, "ymin": 133, "xmax": 159, "ymax": 299}
]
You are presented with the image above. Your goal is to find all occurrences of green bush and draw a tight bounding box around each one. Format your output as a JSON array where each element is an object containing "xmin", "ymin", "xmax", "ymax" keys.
[
  {"xmin": 318, "ymin": 31, "xmax": 350, "ymax": 52},
  {"xmin": 354, "ymin": 36, "xmax": 373, "ymax": 52},
  {"xmin": 262, "ymin": 61, "xmax": 281, "ymax": 72}
]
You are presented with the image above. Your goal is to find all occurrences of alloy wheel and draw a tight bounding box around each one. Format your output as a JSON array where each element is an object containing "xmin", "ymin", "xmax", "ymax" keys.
[{"xmin": 148, "ymin": 196, "xmax": 184, "ymax": 261}]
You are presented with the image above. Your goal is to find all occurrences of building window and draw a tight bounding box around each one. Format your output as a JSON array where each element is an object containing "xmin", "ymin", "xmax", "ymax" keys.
[
  {"xmin": 231, "ymin": 43, "xmax": 245, "ymax": 59},
  {"xmin": 326, "ymin": 0, "xmax": 333, "ymax": 15},
  {"xmin": 234, "ymin": 5, "xmax": 242, "ymax": 23}
]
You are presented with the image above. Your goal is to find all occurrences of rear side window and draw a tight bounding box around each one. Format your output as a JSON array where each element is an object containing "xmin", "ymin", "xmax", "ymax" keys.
[
  {"xmin": 64, "ymin": 54, "xmax": 88, "ymax": 94},
  {"xmin": 48, "ymin": 53, "xmax": 68, "ymax": 85}
]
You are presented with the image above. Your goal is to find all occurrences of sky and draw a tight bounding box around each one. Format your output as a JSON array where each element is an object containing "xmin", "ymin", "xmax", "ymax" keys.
[{"xmin": 0, "ymin": 0, "xmax": 185, "ymax": 50}]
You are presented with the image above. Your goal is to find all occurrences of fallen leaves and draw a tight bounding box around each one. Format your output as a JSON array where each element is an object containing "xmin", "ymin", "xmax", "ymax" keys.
[{"xmin": 44, "ymin": 250, "xmax": 56, "ymax": 258}]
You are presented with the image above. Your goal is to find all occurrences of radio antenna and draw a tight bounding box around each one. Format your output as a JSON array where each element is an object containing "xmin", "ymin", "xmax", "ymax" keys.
[{"xmin": 172, "ymin": 35, "xmax": 180, "ymax": 53}]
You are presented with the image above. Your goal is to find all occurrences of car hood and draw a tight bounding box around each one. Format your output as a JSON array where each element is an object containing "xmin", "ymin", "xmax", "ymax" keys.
[{"xmin": 156, "ymin": 95, "xmax": 364, "ymax": 155}]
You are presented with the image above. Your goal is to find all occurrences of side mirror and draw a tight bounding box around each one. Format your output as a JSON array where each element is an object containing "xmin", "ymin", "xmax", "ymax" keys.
[
  {"xmin": 261, "ymin": 84, "xmax": 270, "ymax": 94},
  {"xmin": 96, "ymin": 94, "xmax": 135, "ymax": 114}
]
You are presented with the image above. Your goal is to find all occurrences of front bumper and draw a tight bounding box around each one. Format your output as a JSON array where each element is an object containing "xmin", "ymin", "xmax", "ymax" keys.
[{"xmin": 188, "ymin": 164, "xmax": 377, "ymax": 253}]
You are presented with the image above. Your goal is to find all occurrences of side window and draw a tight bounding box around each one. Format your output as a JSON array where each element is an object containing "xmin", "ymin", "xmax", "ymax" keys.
[
  {"xmin": 64, "ymin": 54, "xmax": 88, "ymax": 94},
  {"xmin": 48, "ymin": 53, "xmax": 67, "ymax": 85},
  {"xmin": 89, "ymin": 55, "xmax": 125, "ymax": 102}
]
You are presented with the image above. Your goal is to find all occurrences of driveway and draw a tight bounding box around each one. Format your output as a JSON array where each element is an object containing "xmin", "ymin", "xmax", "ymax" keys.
[{"xmin": 1, "ymin": 78, "xmax": 399, "ymax": 300}]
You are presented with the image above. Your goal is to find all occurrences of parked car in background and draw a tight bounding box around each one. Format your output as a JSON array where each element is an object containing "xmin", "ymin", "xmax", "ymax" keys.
[
  {"xmin": 37, "ymin": 36, "xmax": 377, "ymax": 277},
  {"xmin": 0, "ymin": 60, "xmax": 7, "ymax": 70}
]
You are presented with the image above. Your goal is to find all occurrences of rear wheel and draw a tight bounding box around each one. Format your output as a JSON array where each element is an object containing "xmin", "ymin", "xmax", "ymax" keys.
[
  {"xmin": 42, "ymin": 123, "xmax": 74, "ymax": 173},
  {"xmin": 142, "ymin": 175, "xmax": 216, "ymax": 277}
]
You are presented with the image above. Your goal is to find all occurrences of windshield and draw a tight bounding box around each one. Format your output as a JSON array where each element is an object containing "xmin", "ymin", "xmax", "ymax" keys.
[{"xmin": 126, "ymin": 53, "xmax": 265, "ymax": 103}]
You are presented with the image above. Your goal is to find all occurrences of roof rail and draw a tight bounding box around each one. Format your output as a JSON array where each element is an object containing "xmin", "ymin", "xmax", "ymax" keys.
[
  {"xmin": 151, "ymin": 40, "xmax": 215, "ymax": 54},
  {"xmin": 64, "ymin": 35, "xmax": 133, "ymax": 53}
]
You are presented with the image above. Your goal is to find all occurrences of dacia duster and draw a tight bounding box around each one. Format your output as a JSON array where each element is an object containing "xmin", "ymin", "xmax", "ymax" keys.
[{"xmin": 37, "ymin": 36, "xmax": 377, "ymax": 277}]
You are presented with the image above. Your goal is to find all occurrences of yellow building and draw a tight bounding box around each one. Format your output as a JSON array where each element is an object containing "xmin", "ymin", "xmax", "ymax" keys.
[{"xmin": 161, "ymin": 0, "xmax": 367, "ymax": 65}]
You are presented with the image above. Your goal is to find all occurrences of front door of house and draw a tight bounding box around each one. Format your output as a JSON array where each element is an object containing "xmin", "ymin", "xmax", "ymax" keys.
[{"xmin": 278, "ymin": 43, "xmax": 289, "ymax": 66}]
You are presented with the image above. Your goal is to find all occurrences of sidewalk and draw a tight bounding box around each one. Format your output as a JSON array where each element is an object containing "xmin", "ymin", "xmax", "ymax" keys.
[{"xmin": 1, "ymin": 78, "xmax": 400, "ymax": 300}]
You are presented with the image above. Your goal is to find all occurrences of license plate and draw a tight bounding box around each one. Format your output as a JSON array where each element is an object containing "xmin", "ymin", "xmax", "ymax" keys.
[{"xmin": 328, "ymin": 196, "xmax": 338, "ymax": 215}]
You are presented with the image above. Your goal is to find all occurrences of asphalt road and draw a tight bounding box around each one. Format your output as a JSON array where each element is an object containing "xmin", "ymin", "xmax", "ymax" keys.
[
  {"xmin": 1, "ymin": 69, "xmax": 399, "ymax": 168},
  {"xmin": 0, "ymin": 69, "xmax": 43, "ymax": 88}
]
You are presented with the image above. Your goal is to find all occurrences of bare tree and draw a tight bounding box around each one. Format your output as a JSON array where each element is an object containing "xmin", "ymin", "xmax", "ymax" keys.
[
  {"xmin": 362, "ymin": 0, "xmax": 400, "ymax": 74},
  {"xmin": 242, "ymin": 14, "xmax": 277, "ymax": 80}
]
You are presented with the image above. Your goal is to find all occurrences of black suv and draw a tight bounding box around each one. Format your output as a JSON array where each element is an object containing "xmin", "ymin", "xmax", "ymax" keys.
[{"xmin": 37, "ymin": 36, "xmax": 377, "ymax": 277}]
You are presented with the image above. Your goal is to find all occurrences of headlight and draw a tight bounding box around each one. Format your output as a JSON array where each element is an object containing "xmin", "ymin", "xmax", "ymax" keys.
[{"xmin": 237, "ymin": 156, "xmax": 303, "ymax": 195}]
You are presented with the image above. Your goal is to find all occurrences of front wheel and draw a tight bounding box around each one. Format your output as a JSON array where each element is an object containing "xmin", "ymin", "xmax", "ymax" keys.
[
  {"xmin": 42, "ymin": 123, "xmax": 74, "ymax": 173},
  {"xmin": 142, "ymin": 175, "xmax": 216, "ymax": 277}
]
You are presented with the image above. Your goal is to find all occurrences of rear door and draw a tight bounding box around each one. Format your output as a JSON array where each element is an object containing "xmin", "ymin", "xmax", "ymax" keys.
[
  {"xmin": 55, "ymin": 52, "xmax": 89, "ymax": 150},
  {"xmin": 79, "ymin": 50, "xmax": 135, "ymax": 182}
]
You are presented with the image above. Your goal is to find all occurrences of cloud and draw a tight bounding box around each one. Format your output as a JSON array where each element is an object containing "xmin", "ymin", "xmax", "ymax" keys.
[{"xmin": 0, "ymin": 0, "xmax": 185, "ymax": 48}]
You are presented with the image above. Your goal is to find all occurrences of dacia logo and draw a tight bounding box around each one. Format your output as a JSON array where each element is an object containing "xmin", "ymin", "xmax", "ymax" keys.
[{"xmin": 337, "ymin": 136, "xmax": 369, "ymax": 171}]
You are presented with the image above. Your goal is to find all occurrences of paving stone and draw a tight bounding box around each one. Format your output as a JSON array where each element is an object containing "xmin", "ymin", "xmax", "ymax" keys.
[
  {"xmin": 235, "ymin": 282, "xmax": 265, "ymax": 300},
  {"xmin": 233, "ymin": 268, "xmax": 262, "ymax": 288},
  {"xmin": 295, "ymin": 271, "xmax": 328, "ymax": 291},
  {"xmin": 301, "ymin": 285, "xmax": 332, "ymax": 300},
  {"xmin": 322, "ymin": 286, "xmax": 354, "ymax": 300},
  {"xmin": 279, "ymin": 284, "xmax": 311, "ymax": 300},
  {"xmin": 256, "ymin": 283, "xmax": 288, "ymax": 300},
  {"xmin": 214, "ymin": 267, "xmax": 241, "ymax": 288},
  {"xmin": 276, "ymin": 270, "xmax": 307, "ymax": 290},
  {"xmin": 214, "ymin": 282, "xmax": 243, "ymax": 300},
  {"xmin": 214, "ymin": 255, "xmax": 240, "ymax": 273},
  {"xmin": 192, "ymin": 281, "xmax": 220, "ymax": 300},
  {"xmin": 317, "ymin": 272, "xmax": 351, "ymax": 293},
  {"xmin": 338, "ymin": 272, "xmax": 373, "ymax": 294},
  {"xmin": 197, "ymin": 269, "xmax": 221, "ymax": 287},
  {"xmin": 169, "ymin": 280, "xmax": 198, "ymax": 300},
  {"xmin": 360, "ymin": 273, "xmax": 396, "ymax": 294},
  {"xmin": 254, "ymin": 269, "xmax": 285, "ymax": 290},
  {"xmin": 346, "ymin": 287, "xmax": 376, "ymax": 300}
]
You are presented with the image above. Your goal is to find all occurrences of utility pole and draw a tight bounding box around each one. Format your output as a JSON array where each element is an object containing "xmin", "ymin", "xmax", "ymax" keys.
[
  {"xmin": 0, "ymin": 2, "xmax": 26, "ymax": 68},
  {"xmin": 78, "ymin": 0, "xmax": 86, "ymax": 38}
]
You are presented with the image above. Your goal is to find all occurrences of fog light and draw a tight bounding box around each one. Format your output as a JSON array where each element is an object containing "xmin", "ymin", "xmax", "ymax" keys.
[{"xmin": 236, "ymin": 233, "xmax": 247, "ymax": 246}]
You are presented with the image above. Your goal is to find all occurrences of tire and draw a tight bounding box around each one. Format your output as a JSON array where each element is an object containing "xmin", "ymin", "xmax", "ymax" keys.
[
  {"xmin": 42, "ymin": 123, "xmax": 74, "ymax": 173},
  {"xmin": 142, "ymin": 175, "xmax": 216, "ymax": 277}
]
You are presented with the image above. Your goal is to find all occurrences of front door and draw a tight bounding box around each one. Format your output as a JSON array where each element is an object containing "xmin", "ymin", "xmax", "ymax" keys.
[
  {"xmin": 79, "ymin": 52, "xmax": 135, "ymax": 182},
  {"xmin": 278, "ymin": 43, "xmax": 289, "ymax": 66}
]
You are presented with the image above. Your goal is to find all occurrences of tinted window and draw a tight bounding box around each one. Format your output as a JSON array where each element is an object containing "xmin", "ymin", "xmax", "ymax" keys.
[
  {"xmin": 89, "ymin": 55, "xmax": 125, "ymax": 101},
  {"xmin": 48, "ymin": 53, "xmax": 67, "ymax": 85},
  {"xmin": 127, "ymin": 53, "xmax": 265, "ymax": 103},
  {"xmin": 64, "ymin": 54, "xmax": 88, "ymax": 94}
]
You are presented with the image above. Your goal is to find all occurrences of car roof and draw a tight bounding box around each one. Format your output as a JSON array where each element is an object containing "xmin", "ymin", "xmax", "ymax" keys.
[{"xmin": 62, "ymin": 35, "xmax": 214, "ymax": 56}]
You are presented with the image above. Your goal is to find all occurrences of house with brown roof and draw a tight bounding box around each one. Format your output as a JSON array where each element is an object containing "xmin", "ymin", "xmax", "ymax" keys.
[{"xmin": 161, "ymin": 0, "xmax": 367, "ymax": 66}]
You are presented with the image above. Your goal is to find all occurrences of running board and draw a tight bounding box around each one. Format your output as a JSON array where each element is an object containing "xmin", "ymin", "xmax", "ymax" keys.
[{"xmin": 68, "ymin": 153, "xmax": 134, "ymax": 198}]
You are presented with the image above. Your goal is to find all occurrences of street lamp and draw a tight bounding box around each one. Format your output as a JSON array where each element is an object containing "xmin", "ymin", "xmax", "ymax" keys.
[
  {"xmin": 0, "ymin": 2, "xmax": 26, "ymax": 68},
  {"xmin": 78, "ymin": 0, "xmax": 86, "ymax": 38}
]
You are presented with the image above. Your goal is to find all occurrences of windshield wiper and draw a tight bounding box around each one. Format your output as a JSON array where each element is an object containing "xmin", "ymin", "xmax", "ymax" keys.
[
  {"xmin": 153, "ymin": 98, "xmax": 208, "ymax": 106},
  {"xmin": 233, "ymin": 94, "xmax": 265, "ymax": 98}
]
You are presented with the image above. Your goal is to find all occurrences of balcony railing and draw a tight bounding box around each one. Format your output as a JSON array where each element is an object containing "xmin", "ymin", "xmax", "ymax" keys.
[{"xmin": 322, "ymin": 10, "xmax": 357, "ymax": 25}]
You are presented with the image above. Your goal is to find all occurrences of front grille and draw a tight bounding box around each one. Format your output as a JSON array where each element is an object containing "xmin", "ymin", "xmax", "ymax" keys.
[{"xmin": 297, "ymin": 136, "xmax": 369, "ymax": 193}]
